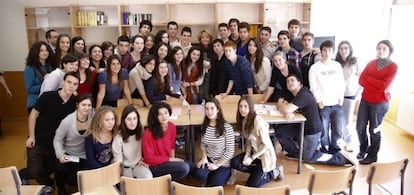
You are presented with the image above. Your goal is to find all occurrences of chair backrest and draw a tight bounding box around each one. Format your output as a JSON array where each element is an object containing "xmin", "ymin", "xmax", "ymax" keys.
[
  {"xmin": 171, "ymin": 181, "xmax": 223, "ymax": 195},
  {"xmin": 214, "ymin": 95, "xmax": 241, "ymax": 104},
  {"xmin": 121, "ymin": 174, "xmax": 171, "ymax": 195},
  {"xmin": 235, "ymin": 184, "xmax": 290, "ymax": 195},
  {"xmin": 77, "ymin": 161, "xmax": 122, "ymax": 193},
  {"xmin": 366, "ymin": 158, "xmax": 409, "ymax": 195},
  {"xmin": 251, "ymin": 94, "xmax": 265, "ymax": 104},
  {"xmin": 0, "ymin": 166, "xmax": 21, "ymax": 194},
  {"xmin": 308, "ymin": 166, "xmax": 356, "ymax": 195}
]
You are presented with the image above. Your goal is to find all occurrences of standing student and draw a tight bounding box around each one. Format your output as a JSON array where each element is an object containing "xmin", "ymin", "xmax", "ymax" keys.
[
  {"xmin": 182, "ymin": 46, "xmax": 204, "ymax": 104},
  {"xmin": 167, "ymin": 21, "xmax": 180, "ymax": 48},
  {"xmin": 112, "ymin": 105, "xmax": 153, "ymax": 178},
  {"xmin": 276, "ymin": 74, "xmax": 354, "ymax": 166},
  {"xmin": 70, "ymin": 36, "xmax": 86, "ymax": 55},
  {"xmin": 53, "ymin": 94, "xmax": 93, "ymax": 195},
  {"xmin": 209, "ymin": 39, "xmax": 229, "ymax": 96},
  {"xmin": 198, "ymin": 29, "xmax": 214, "ymax": 102},
  {"xmin": 96, "ymin": 55, "xmax": 132, "ymax": 109},
  {"xmin": 25, "ymin": 71, "xmax": 79, "ymax": 188},
  {"xmin": 231, "ymin": 95, "xmax": 284, "ymax": 187},
  {"xmin": 24, "ymin": 41, "xmax": 55, "ymax": 113},
  {"xmin": 84, "ymin": 106, "xmax": 118, "ymax": 169},
  {"xmin": 76, "ymin": 53, "xmax": 97, "ymax": 97},
  {"xmin": 309, "ymin": 40, "xmax": 345, "ymax": 153},
  {"xmin": 300, "ymin": 32, "xmax": 321, "ymax": 89},
  {"xmin": 45, "ymin": 29, "xmax": 59, "ymax": 53},
  {"xmin": 89, "ymin": 44, "xmax": 106, "ymax": 73},
  {"xmin": 129, "ymin": 55, "xmax": 156, "ymax": 106},
  {"xmin": 39, "ymin": 54, "xmax": 79, "ymax": 96},
  {"xmin": 246, "ymin": 38, "xmax": 272, "ymax": 94},
  {"xmin": 194, "ymin": 98, "xmax": 234, "ymax": 187},
  {"xmin": 169, "ymin": 46, "xmax": 184, "ymax": 95},
  {"xmin": 236, "ymin": 22, "xmax": 250, "ymax": 57},
  {"xmin": 217, "ymin": 23, "xmax": 229, "ymax": 43},
  {"xmin": 154, "ymin": 43, "xmax": 171, "ymax": 64},
  {"xmin": 114, "ymin": 35, "xmax": 131, "ymax": 62},
  {"xmin": 178, "ymin": 27, "xmax": 192, "ymax": 58},
  {"xmin": 259, "ymin": 26, "xmax": 276, "ymax": 59},
  {"xmin": 142, "ymin": 102, "xmax": 191, "ymax": 181},
  {"xmin": 275, "ymin": 30, "xmax": 299, "ymax": 69},
  {"xmin": 228, "ymin": 18, "xmax": 240, "ymax": 43},
  {"xmin": 288, "ymin": 19, "xmax": 303, "ymax": 52},
  {"xmin": 138, "ymin": 20, "xmax": 153, "ymax": 37},
  {"xmin": 357, "ymin": 40, "xmax": 398, "ymax": 164},
  {"xmin": 221, "ymin": 40, "xmax": 254, "ymax": 96},
  {"xmin": 54, "ymin": 34, "xmax": 71, "ymax": 66},
  {"xmin": 123, "ymin": 35, "xmax": 145, "ymax": 72},
  {"xmin": 335, "ymin": 41, "xmax": 360, "ymax": 151},
  {"xmin": 262, "ymin": 51, "xmax": 301, "ymax": 103},
  {"xmin": 155, "ymin": 30, "xmax": 170, "ymax": 46},
  {"xmin": 144, "ymin": 34, "xmax": 156, "ymax": 55},
  {"xmin": 101, "ymin": 41, "xmax": 115, "ymax": 64}
]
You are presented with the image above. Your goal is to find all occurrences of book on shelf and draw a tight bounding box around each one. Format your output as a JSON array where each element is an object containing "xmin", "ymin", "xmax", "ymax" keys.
[
  {"xmin": 77, "ymin": 10, "xmax": 107, "ymax": 26},
  {"xmin": 121, "ymin": 12, "xmax": 152, "ymax": 25}
]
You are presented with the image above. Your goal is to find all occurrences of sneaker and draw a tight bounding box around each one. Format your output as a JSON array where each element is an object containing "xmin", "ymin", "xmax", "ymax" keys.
[
  {"xmin": 357, "ymin": 151, "xmax": 366, "ymax": 159},
  {"xmin": 226, "ymin": 169, "xmax": 236, "ymax": 185},
  {"xmin": 40, "ymin": 185, "xmax": 55, "ymax": 195},
  {"xmin": 175, "ymin": 140, "xmax": 184, "ymax": 150},
  {"xmin": 359, "ymin": 155, "xmax": 377, "ymax": 165},
  {"xmin": 273, "ymin": 165, "xmax": 284, "ymax": 181},
  {"xmin": 177, "ymin": 136, "xmax": 186, "ymax": 144}
]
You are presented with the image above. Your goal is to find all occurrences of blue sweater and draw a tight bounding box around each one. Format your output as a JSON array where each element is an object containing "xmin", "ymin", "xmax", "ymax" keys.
[
  {"xmin": 225, "ymin": 55, "xmax": 254, "ymax": 95},
  {"xmin": 24, "ymin": 65, "xmax": 53, "ymax": 109}
]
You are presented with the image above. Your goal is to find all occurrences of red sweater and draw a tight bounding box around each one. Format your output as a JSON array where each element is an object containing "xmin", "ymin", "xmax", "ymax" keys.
[
  {"xmin": 359, "ymin": 59, "xmax": 398, "ymax": 103},
  {"xmin": 77, "ymin": 71, "xmax": 97, "ymax": 96},
  {"xmin": 142, "ymin": 121, "xmax": 176, "ymax": 166}
]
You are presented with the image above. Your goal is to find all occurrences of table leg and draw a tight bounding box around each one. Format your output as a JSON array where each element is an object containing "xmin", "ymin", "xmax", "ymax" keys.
[{"xmin": 298, "ymin": 121, "xmax": 305, "ymax": 174}]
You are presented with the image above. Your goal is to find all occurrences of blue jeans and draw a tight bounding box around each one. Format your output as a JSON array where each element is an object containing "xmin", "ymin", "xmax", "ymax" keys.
[
  {"xmin": 230, "ymin": 152, "xmax": 274, "ymax": 187},
  {"xmin": 320, "ymin": 105, "xmax": 344, "ymax": 150},
  {"xmin": 194, "ymin": 161, "xmax": 231, "ymax": 187},
  {"xmin": 356, "ymin": 100, "xmax": 388, "ymax": 157},
  {"xmin": 149, "ymin": 161, "xmax": 191, "ymax": 181},
  {"xmin": 275, "ymin": 124, "xmax": 300, "ymax": 155}
]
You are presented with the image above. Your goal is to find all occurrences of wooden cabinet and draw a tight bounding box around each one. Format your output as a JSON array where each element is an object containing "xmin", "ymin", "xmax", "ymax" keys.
[{"xmin": 24, "ymin": 2, "xmax": 311, "ymax": 48}]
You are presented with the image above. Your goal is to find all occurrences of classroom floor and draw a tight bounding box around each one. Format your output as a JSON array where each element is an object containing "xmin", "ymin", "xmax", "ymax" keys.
[{"xmin": 0, "ymin": 117, "xmax": 413, "ymax": 194}]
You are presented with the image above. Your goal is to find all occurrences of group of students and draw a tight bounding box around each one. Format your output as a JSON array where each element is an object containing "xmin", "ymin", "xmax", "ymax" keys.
[{"xmin": 21, "ymin": 16, "xmax": 398, "ymax": 194}]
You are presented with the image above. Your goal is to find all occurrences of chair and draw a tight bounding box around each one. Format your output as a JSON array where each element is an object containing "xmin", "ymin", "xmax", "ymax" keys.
[
  {"xmin": 73, "ymin": 161, "xmax": 122, "ymax": 195},
  {"xmin": 214, "ymin": 94, "xmax": 241, "ymax": 104},
  {"xmin": 0, "ymin": 166, "xmax": 44, "ymax": 195},
  {"xmin": 117, "ymin": 98, "xmax": 144, "ymax": 108},
  {"xmin": 366, "ymin": 158, "xmax": 409, "ymax": 195},
  {"xmin": 171, "ymin": 181, "xmax": 223, "ymax": 195},
  {"xmin": 120, "ymin": 174, "xmax": 171, "ymax": 195},
  {"xmin": 308, "ymin": 166, "xmax": 356, "ymax": 195},
  {"xmin": 235, "ymin": 184, "xmax": 291, "ymax": 195}
]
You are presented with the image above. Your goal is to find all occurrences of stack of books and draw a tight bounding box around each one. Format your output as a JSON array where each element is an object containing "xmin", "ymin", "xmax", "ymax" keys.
[
  {"xmin": 77, "ymin": 11, "xmax": 107, "ymax": 26},
  {"xmin": 122, "ymin": 12, "xmax": 152, "ymax": 25}
]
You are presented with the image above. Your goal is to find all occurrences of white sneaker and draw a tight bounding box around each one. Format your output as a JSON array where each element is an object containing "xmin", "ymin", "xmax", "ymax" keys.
[
  {"xmin": 226, "ymin": 169, "xmax": 236, "ymax": 185},
  {"xmin": 273, "ymin": 165, "xmax": 284, "ymax": 181}
]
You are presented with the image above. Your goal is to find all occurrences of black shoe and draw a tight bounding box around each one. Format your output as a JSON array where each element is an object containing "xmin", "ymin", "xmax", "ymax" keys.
[
  {"xmin": 357, "ymin": 151, "xmax": 366, "ymax": 159},
  {"xmin": 177, "ymin": 136, "xmax": 186, "ymax": 144},
  {"xmin": 359, "ymin": 155, "xmax": 377, "ymax": 165},
  {"xmin": 40, "ymin": 185, "xmax": 55, "ymax": 195},
  {"xmin": 58, "ymin": 187, "xmax": 68, "ymax": 195},
  {"xmin": 285, "ymin": 152, "xmax": 299, "ymax": 160}
]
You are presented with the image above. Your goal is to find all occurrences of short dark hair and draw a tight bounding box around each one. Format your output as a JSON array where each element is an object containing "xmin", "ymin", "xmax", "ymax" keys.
[
  {"xmin": 61, "ymin": 53, "xmax": 79, "ymax": 68},
  {"xmin": 167, "ymin": 21, "xmax": 178, "ymax": 29},
  {"xmin": 261, "ymin": 26, "xmax": 272, "ymax": 34},
  {"xmin": 218, "ymin": 23, "xmax": 228, "ymax": 29},
  {"xmin": 287, "ymin": 73, "xmax": 303, "ymax": 84},
  {"xmin": 288, "ymin": 19, "xmax": 301, "ymax": 28},
  {"xmin": 139, "ymin": 20, "xmax": 153, "ymax": 32},
  {"xmin": 320, "ymin": 40, "xmax": 335, "ymax": 51},
  {"xmin": 228, "ymin": 18, "xmax": 240, "ymax": 26},
  {"xmin": 238, "ymin": 22, "xmax": 250, "ymax": 32},
  {"xmin": 277, "ymin": 30, "xmax": 290, "ymax": 39},
  {"xmin": 212, "ymin": 38, "xmax": 224, "ymax": 46},
  {"xmin": 117, "ymin": 35, "xmax": 130, "ymax": 44},
  {"xmin": 302, "ymin": 32, "xmax": 315, "ymax": 39},
  {"xmin": 181, "ymin": 26, "xmax": 192, "ymax": 35},
  {"xmin": 45, "ymin": 29, "xmax": 57, "ymax": 39},
  {"xmin": 63, "ymin": 71, "xmax": 80, "ymax": 82}
]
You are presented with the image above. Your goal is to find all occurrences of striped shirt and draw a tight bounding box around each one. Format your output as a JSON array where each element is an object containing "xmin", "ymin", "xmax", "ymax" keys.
[{"xmin": 200, "ymin": 123, "xmax": 235, "ymax": 166}]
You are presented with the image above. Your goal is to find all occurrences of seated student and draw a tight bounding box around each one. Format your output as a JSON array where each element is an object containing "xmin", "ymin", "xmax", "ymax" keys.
[
  {"xmin": 96, "ymin": 55, "xmax": 132, "ymax": 109},
  {"xmin": 209, "ymin": 39, "xmax": 229, "ymax": 96},
  {"xmin": 300, "ymin": 32, "xmax": 321, "ymax": 89},
  {"xmin": 169, "ymin": 46, "xmax": 184, "ymax": 95},
  {"xmin": 112, "ymin": 105, "xmax": 152, "ymax": 178},
  {"xmin": 144, "ymin": 60, "xmax": 181, "ymax": 104},
  {"xmin": 129, "ymin": 55, "xmax": 156, "ymax": 106},
  {"xmin": 220, "ymin": 40, "xmax": 254, "ymax": 96},
  {"xmin": 246, "ymin": 38, "xmax": 272, "ymax": 94},
  {"xmin": 39, "ymin": 54, "xmax": 79, "ymax": 96},
  {"xmin": 236, "ymin": 22, "xmax": 250, "ymax": 57},
  {"xmin": 122, "ymin": 35, "xmax": 146, "ymax": 72},
  {"xmin": 275, "ymin": 30, "xmax": 300, "ymax": 69},
  {"xmin": 231, "ymin": 95, "xmax": 284, "ymax": 187},
  {"xmin": 76, "ymin": 53, "xmax": 97, "ymax": 97},
  {"xmin": 53, "ymin": 94, "xmax": 93, "ymax": 195},
  {"xmin": 142, "ymin": 102, "xmax": 191, "ymax": 181},
  {"xmin": 261, "ymin": 51, "xmax": 301, "ymax": 103},
  {"xmin": 84, "ymin": 106, "xmax": 118, "ymax": 169},
  {"xmin": 182, "ymin": 46, "xmax": 204, "ymax": 104},
  {"xmin": 194, "ymin": 98, "xmax": 234, "ymax": 187},
  {"xmin": 276, "ymin": 74, "xmax": 353, "ymax": 165}
]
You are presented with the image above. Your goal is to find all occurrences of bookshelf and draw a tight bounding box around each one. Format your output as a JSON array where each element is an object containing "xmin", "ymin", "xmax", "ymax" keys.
[{"xmin": 24, "ymin": 2, "xmax": 311, "ymax": 48}]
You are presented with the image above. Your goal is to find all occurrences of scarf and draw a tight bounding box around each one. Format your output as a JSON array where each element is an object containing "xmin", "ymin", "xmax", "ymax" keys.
[{"xmin": 377, "ymin": 58, "xmax": 392, "ymax": 70}]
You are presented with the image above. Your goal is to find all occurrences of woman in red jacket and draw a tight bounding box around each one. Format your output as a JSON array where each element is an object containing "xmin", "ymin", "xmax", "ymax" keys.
[{"xmin": 356, "ymin": 40, "xmax": 398, "ymax": 164}]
